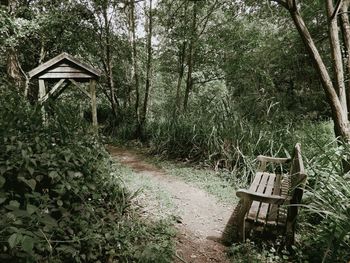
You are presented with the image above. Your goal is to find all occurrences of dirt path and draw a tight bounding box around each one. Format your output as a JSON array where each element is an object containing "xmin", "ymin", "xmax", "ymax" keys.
[{"xmin": 108, "ymin": 146, "xmax": 233, "ymax": 263}]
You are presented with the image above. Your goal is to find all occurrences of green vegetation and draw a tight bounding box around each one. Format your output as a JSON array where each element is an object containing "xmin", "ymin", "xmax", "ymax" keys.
[
  {"xmin": 117, "ymin": 162, "xmax": 178, "ymax": 220},
  {"xmin": 0, "ymin": 88, "xmax": 174, "ymax": 262},
  {"xmin": 1, "ymin": 0, "xmax": 350, "ymax": 262},
  {"xmin": 148, "ymin": 160, "xmax": 238, "ymax": 205}
]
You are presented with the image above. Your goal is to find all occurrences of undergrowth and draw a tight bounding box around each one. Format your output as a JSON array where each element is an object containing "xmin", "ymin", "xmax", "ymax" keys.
[{"xmin": 0, "ymin": 87, "xmax": 174, "ymax": 262}]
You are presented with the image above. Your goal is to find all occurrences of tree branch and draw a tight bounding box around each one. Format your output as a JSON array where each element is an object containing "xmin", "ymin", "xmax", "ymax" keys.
[{"xmin": 331, "ymin": 0, "xmax": 343, "ymax": 20}]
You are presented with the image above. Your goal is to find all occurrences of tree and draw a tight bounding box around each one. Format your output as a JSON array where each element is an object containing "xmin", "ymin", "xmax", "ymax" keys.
[
  {"xmin": 127, "ymin": 0, "xmax": 140, "ymax": 122},
  {"xmin": 137, "ymin": 0, "xmax": 153, "ymax": 137},
  {"xmin": 156, "ymin": 0, "xmax": 228, "ymax": 116},
  {"xmin": 272, "ymin": 0, "xmax": 350, "ymax": 145},
  {"xmin": 92, "ymin": 0, "xmax": 119, "ymax": 119},
  {"xmin": 3, "ymin": 0, "xmax": 28, "ymax": 93}
]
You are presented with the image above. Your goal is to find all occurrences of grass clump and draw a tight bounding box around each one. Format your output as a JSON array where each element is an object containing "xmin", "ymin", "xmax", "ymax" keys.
[{"xmin": 0, "ymin": 88, "xmax": 174, "ymax": 262}]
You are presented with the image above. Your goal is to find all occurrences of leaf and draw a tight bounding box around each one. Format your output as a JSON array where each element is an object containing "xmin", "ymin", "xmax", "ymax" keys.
[
  {"xmin": 26, "ymin": 204, "xmax": 37, "ymax": 215},
  {"xmin": 48, "ymin": 171, "xmax": 58, "ymax": 179},
  {"xmin": 9, "ymin": 200, "xmax": 20, "ymax": 208},
  {"xmin": 57, "ymin": 200, "xmax": 63, "ymax": 207},
  {"xmin": 0, "ymin": 175, "xmax": 5, "ymax": 188},
  {"xmin": 27, "ymin": 166, "xmax": 34, "ymax": 175},
  {"xmin": 26, "ymin": 179, "xmax": 36, "ymax": 191},
  {"xmin": 40, "ymin": 215, "xmax": 57, "ymax": 227},
  {"xmin": 18, "ymin": 177, "xmax": 36, "ymax": 191},
  {"xmin": 0, "ymin": 197, "xmax": 7, "ymax": 204},
  {"xmin": 21, "ymin": 236, "xmax": 34, "ymax": 253},
  {"xmin": 8, "ymin": 233, "xmax": 19, "ymax": 248}
]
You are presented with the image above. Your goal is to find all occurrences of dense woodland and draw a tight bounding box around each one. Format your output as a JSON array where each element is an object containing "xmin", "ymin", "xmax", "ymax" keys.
[{"xmin": 1, "ymin": 0, "xmax": 350, "ymax": 262}]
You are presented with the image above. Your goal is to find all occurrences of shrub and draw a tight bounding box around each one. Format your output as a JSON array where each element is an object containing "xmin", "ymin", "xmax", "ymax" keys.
[{"xmin": 0, "ymin": 88, "xmax": 174, "ymax": 262}]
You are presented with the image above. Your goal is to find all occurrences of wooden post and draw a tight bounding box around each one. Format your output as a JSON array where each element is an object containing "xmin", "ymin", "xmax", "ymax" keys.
[
  {"xmin": 79, "ymin": 103, "xmax": 84, "ymax": 119},
  {"xmin": 90, "ymin": 79, "xmax": 98, "ymax": 133},
  {"xmin": 38, "ymin": 79, "xmax": 47, "ymax": 123}
]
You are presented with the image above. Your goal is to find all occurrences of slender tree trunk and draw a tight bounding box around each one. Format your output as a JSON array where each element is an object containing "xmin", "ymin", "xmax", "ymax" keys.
[
  {"xmin": 138, "ymin": 0, "xmax": 153, "ymax": 137},
  {"xmin": 326, "ymin": 0, "xmax": 348, "ymax": 119},
  {"xmin": 102, "ymin": 6, "xmax": 118, "ymax": 120},
  {"xmin": 7, "ymin": 47, "xmax": 23, "ymax": 92},
  {"xmin": 173, "ymin": 42, "xmax": 186, "ymax": 118},
  {"xmin": 6, "ymin": 1, "xmax": 24, "ymax": 93},
  {"xmin": 340, "ymin": 0, "xmax": 350, "ymax": 119},
  {"xmin": 183, "ymin": 1, "xmax": 197, "ymax": 112},
  {"xmin": 38, "ymin": 40, "xmax": 46, "ymax": 64},
  {"xmin": 129, "ymin": 0, "xmax": 140, "ymax": 122}
]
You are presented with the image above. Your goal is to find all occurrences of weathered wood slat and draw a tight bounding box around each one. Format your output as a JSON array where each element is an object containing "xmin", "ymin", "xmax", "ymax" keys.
[
  {"xmin": 69, "ymin": 79, "xmax": 91, "ymax": 99},
  {"xmin": 259, "ymin": 173, "xmax": 276, "ymax": 222},
  {"xmin": 40, "ymin": 79, "xmax": 68, "ymax": 103},
  {"xmin": 247, "ymin": 173, "xmax": 263, "ymax": 221},
  {"xmin": 47, "ymin": 66, "xmax": 85, "ymax": 73},
  {"xmin": 248, "ymin": 172, "xmax": 264, "ymax": 191},
  {"xmin": 248, "ymin": 172, "xmax": 269, "ymax": 221},
  {"xmin": 268, "ymin": 174, "xmax": 282, "ymax": 223},
  {"xmin": 39, "ymin": 72, "xmax": 92, "ymax": 79}
]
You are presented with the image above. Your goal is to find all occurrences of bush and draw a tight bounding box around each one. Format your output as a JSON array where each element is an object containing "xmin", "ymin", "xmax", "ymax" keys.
[{"xmin": 0, "ymin": 88, "xmax": 174, "ymax": 262}]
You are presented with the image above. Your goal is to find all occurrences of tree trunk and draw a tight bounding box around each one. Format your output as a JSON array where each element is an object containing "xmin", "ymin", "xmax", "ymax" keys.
[
  {"xmin": 129, "ymin": 0, "xmax": 140, "ymax": 122},
  {"xmin": 7, "ymin": 47, "xmax": 23, "ymax": 92},
  {"xmin": 138, "ymin": 0, "xmax": 153, "ymax": 138},
  {"xmin": 279, "ymin": 1, "xmax": 350, "ymax": 140},
  {"xmin": 173, "ymin": 42, "xmax": 186, "ymax": 118},
  {"xmin": 326, "ymin": 0, "xmax": 348, "ymax": 119},
  {"xmin": 340, "ymin": 0, "xmax": 350, "ymax": 119},
  {"xmin": 102, "ymin": 5, "xmax": 118, "ymax": 120},
  {"xmin": 6, "ymin": 1, "xmax": 24, "ymax": 93},
  {"xmin": 183, "ymin": 1, "xmax": 197, "ymax": 112}
]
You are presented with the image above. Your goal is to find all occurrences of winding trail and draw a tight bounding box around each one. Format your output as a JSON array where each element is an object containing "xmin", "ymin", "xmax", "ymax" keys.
[{"xmin": 109, "ymin": 146, "xmax": 233, "ymax": 263}]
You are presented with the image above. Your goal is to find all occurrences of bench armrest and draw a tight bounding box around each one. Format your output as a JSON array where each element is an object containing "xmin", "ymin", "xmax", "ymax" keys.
[
  {"xmin": 236, "ymin": 189, "xmax": 290, "ymax": 205},
  {"xmin": 257, "ymin": 155, "xmax": 291, "ymax": 164}
]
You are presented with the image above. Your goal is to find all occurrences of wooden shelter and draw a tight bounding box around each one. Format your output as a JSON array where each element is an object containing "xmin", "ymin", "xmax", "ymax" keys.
[{"xmin": 28, "ymin": 52, "xmax": 101, "ymax": 131}]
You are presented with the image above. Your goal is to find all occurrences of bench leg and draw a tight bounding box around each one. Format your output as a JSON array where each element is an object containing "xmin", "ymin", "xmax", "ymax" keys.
[{"xmin": 221, "ymin": 198, "xmax": 252, "ymax": 245}]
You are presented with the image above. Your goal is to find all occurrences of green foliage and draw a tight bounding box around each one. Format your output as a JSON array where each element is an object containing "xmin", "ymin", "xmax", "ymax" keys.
[
  {"xmin": 297, "ymin": 142, "xmax": 350, "ymax": 263},
  {"xmin": 0, "ymin": 88, "xmax": 174, "ymax": 262},
  {"xmin": 228, "ymin": 240, "xmax": 293, "ymax": 263}
]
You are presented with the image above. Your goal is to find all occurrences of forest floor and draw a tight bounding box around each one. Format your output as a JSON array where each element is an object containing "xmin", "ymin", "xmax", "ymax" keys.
[{"xmin": 108, "ymin": 146, "xmax": 235, "ymax": 263}]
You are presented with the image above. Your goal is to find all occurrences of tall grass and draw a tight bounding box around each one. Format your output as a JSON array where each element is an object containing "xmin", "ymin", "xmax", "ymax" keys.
[
  {"xmin": 146, "ymin": 107, "xmax": 333, "ymax": 182},
  {"xmin": 299, "ymin": 141, "xmax": 350, "ymax": 262}
]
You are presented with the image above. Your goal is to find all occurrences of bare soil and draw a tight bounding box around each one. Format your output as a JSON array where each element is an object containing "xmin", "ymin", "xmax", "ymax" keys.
[{"xmin": 108, "ymin": 146, "xmax": 233, "ymax": 263}]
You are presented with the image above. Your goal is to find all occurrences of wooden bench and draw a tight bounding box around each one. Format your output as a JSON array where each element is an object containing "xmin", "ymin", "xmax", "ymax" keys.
[{"xmin": 222, "ymin": 143, "xmax": 307, "ymax": 246}]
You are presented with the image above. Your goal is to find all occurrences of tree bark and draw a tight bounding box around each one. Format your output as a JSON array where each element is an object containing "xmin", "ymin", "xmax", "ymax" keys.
[
  {"xmin": 173, "ymin": 42, "xmax": 186, "ymax": 118},
  {"xmin": 7, "ymin": 47, "xmax": 23, "ymax": 91},
  {"xmin": 326, "ymin": 0, "xmax": 348, "ymax": 119},
  {"xmin": 183, "ymin": 1, "xmax": 197, "ymax": 112},
  {"xmin": 129, "ymin": 0, "xmax": 140, "ymax": 122},
  {"xmin": 6, "ymin": 1, "xmax": 24, "ymax": 93},
  {"xmin": 340, "ymin": 0, "xmax": 350, "ymax": 119},
  {"xmin": 102, "ymin": 3, "xmax": 118, "ymax": 120},
  {"xmin": 138, "ymin": 0, "xmax": 153, "ymax": 137}
]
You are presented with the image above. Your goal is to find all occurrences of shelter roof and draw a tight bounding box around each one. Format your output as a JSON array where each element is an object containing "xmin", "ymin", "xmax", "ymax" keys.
[{"xmin": 28, "ymin": 52, "xmax": 101, "ymax": 79}]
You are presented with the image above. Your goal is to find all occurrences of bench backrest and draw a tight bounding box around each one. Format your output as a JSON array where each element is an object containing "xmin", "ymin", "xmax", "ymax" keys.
[{"xmin": 289, "ymin": 143, "xmax": 307, "ymax": 204}]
